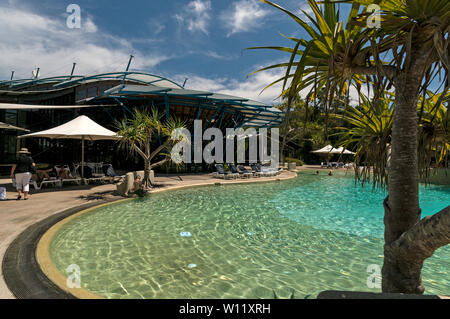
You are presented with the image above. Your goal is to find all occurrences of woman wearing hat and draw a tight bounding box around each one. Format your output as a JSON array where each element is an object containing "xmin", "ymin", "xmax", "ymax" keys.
[{"xmin": 10, "ymin": 148, "xmax": 36, "ymax": 200}]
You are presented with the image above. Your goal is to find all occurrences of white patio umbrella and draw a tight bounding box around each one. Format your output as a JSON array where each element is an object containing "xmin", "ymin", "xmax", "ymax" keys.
[
  {"xmin": 330, "ymin": 147, "xmax": 355, "ymax": 155},
  {"xmin": 311, "ymin": 144, "xmax": 334, "ymax": 154},
  {"xmin": 19, "ymin": 115, "xmax": 120, "ymax": 177}
]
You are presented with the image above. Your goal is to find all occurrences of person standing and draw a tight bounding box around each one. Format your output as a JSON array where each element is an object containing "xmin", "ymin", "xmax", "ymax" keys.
[{"xmin": 10, "ymin": 148, "xmax": 36, "ymax": 200}]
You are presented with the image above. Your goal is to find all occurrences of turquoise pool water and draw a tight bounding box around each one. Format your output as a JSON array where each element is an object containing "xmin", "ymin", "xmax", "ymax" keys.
[{"xmin": 50, "ymin": 172, "xmax": 450, "ymax": 298}]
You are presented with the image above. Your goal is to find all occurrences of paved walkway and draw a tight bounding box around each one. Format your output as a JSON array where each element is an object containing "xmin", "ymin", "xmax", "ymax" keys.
[{"xmin": 0, "ymin": 170, "xmax": 297, "ymax": 298}]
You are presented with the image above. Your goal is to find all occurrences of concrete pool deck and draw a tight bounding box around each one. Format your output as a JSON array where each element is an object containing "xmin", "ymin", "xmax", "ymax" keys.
[{"xmin": 0, "ymin": 169, "xmax": 298, "ymax": 299}]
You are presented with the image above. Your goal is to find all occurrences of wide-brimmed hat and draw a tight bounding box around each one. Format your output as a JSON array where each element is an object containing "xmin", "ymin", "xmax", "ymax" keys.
[{"xmin": 18, "ymin": 148, "xmax": 31, "ymax": 154}]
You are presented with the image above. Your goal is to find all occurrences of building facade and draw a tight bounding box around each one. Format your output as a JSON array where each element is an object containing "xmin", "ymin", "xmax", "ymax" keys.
[{"xmin": 0, "ymin": 72, "xmax": 283, "ymax": 173}]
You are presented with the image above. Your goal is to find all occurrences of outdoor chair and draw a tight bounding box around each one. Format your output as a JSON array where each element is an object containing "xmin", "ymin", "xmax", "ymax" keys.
[
  {"xmin": 259, "ymin": 163, "xmax": 282, "ymax": 176},
  {"xmin": 73, "ymin": 165, "xmax": 107, "ymax": 185},
  {"xmin": 215, "ymin": 164, "xmax": 239, "ymax": 179},
  {"xmin": 55, "ymin": 165, "xmax": 82, "ymax": 185},
  {"xmin": 13, "ymin": 178, "xmax": 62, "ymax": 190},
  {"xmin": 236, "ymin": 165, "xmax": 254, "ymax": 179},
  {"xmin": 229, "ymin": 163, "xmax": 251, "ymax": 179},
  {"xmin": 249, "ymin": 163, "xmax": 264, "ymax": 177},
  {"xmin": 256, "ymin": 163, "xmax": 278, "ymax": 177},
  {"xmin": 83, "ymin": 165, "xmax": 106, "ymax": 185},
  {"xmin": 101, "ymin": 164, "xmax": 125, "ymax": 183},
  {"xmin": 85, "ymin": 162, "xmax": 104, "ymax": 177},
  {"xmin": 32, "ymin": 178, "xmax": 62, "ymax": 189}
]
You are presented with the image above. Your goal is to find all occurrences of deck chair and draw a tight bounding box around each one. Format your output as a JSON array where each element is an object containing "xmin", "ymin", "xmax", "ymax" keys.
[
  {"xmin": 13, "ymin": 178, "xmax": 62, "ymax": 190},
  {"xmin": 249, "ymin": 163, "xmax": 264, "ymax": 177},
  {"xmin": 259, "ymin": 163, "xmax": 282, "ymax": 176},
  {"xmin": 255, "ymin": 163, "xmax": 277, "ymax": 177},
  {"xmin": 215, "ymin": 164, "xmax": 239, "ymax": 179},
  {"xmin": 56, "ymin": 165, "xmax": 81, "ymax": 185},
  {"xmin": 32, "ymin": 178, "xmax": 62, "ymax": 189},
  {"xmin": 81, "ymin": 165, "xmax": 105, "ymax": 185},
  {"xmin": 228, "ymin": 163, "xmax": 248, "ymax": 179},
  {"xmin": 234, "ymin": 164, "xmax": 253, "ymax": 178}
]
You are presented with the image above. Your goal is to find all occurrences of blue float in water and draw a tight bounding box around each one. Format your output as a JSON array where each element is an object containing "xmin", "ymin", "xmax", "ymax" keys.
[
  {"xmin": 188, "ymin": 263, "xmax": 197, "ymax": 268},
  {"xmin": 247, "ymin": 232, "xmax": 254, "ymax": 236},
  {"xmin": 180, "ymin": 232, "xmax": 192, "ymax": 237}
]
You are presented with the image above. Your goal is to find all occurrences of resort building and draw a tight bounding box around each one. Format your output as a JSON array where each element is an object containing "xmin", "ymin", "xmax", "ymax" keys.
[{"xmin": 0, "ymin": 71, "xmax": 284, "ymax": 173}]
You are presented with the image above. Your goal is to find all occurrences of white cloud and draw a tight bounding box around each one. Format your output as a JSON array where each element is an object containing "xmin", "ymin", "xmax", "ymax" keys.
[
  {"xmin": 221, "ymin": 0, "xmax": 270, "ymax": 37},
  {"xmin": 297, "ymin": 1, "xmax": 314, "ymax": 20},
  {"xmin": 174, "ymin": 0, "xmax": 211, "ymax": 35},
  {"xmin": 173, "ymin": 66, "xmax": 287, "ymax": 105},
  {"xmin": 84, "ymin": 16, "xmax": 98, "ymax": 33},
  {"xmin": 0, "ymin": 6, "xmax": 170, "ymax": 80}
]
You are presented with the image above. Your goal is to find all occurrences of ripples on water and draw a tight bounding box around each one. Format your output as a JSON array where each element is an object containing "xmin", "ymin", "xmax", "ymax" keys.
[{"xmin": 50, "ymin": 172, "xmax": 450, "ymax": 298}]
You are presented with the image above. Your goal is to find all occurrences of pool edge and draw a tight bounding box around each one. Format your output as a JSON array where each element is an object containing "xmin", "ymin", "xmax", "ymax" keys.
[
  {"xmin": 2, "ymin": 198, "xmax": 124, "ymax": 299},
  {"xmin": 36, "ymin": 200, "xmax": 131, "ymax": 299}
]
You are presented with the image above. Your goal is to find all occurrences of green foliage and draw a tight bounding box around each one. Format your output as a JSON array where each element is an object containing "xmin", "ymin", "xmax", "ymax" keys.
[
  {"xmin": 332, "ymin": 92, "xmax": 449, "ymax": 185},
  {"xmin": 253, "ymin": 0, "xmax": 449, "ymax": 186},
  {"xmin": 115, "ymin": 107, "xmax": 186, "ymax": 188},
  {"xmin": 332, "ymin": 94, "xmax": 393, "ymax": 186},
  {"xmin": 284, "ymin": 157, "xmax": 304, "ymax": 166}
]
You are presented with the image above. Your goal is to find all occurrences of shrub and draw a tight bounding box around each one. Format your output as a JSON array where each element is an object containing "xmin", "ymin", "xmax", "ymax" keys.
[{"xmin": 284, "ymin": 157, "xmax": 304, "ymax": 166}]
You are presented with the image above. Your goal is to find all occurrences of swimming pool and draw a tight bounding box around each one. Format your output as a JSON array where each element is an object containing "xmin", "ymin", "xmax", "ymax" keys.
[{"xmin": 48, "ymin": 172, "xmax": 450, "ymax": 298}]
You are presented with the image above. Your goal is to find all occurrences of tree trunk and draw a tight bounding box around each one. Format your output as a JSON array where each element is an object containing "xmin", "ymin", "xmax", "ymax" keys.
[
  {"xmin": 384, "ymin": 204, "xmax": 450, "ymax": 289},
  {"xmin": 280, "ymin": 101, "xmax": 292, "ymax": 164},
  {"xmin": 143, "ymin": 160, "xmax": 152, "ymax": 189},
  {"xmin": 382, "ymin": 44, "xmax": 428, "ymax": 293}
]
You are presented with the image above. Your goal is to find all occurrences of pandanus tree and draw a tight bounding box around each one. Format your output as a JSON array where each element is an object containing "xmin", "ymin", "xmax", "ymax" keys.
[
  {"xmin": 248, "ymin": 0, "xmax": 372, "ymax": 158},
  {"xmin": 332, "ymin": 93, "xmax": 394, "ymax": 186},
  {"xmin": 115, "ymin": 108, "xmax": 186, "ymax": 189},
  {"xmin": 251, "ymin": 0, "xmax": 449, "ymax": 294},
  {"xmin": 334, "ymin": 92, "xmax": 449, "ymax": 185}
]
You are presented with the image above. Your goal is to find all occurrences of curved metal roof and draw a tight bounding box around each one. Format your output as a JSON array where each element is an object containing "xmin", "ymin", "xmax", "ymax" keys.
[
  {"xmin": 0, "ymin": 72, "xmax": 183, "ymax": 90},
  {"xmin": 53, "ymin": 71, "xmax": 183, "ymax": 89},
  {"xmin": 104, "ymin": 84, "xmax": 284, "ymax": 127},
  {"xmin": 0, "ymin": 71, "xmax": 284, "ymax": 127}
]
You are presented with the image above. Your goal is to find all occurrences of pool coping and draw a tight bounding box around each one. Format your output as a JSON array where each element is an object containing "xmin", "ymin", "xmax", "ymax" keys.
[
  {"xmin": 2, "ymin": 198, "xmax": 123, "ymax": 299},
  {"xmin": 4, "ymin": 171, "xmax": 298, "ymax": 299}
]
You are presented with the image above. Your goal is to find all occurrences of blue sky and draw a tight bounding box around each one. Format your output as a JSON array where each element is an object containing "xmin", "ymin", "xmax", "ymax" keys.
[{"xmin": 0, "ymin": 0, "xmax": 318, "ymax": 104}]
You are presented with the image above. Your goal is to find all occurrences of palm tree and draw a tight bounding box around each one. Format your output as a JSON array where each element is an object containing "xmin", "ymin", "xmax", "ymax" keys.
[
  {"xmin": 332, "ymin": 93, "xmax": 393, "ymax": 187},
  {"xmin": 251, "ymin": 0, "xmax": 449, "ymax": 294},
  {"xmin": 248, "ymin": 0, "xmax": 371, "ymax": 160},
  {"xmin": 115, "ymin": 108, "xmax": 186, "ymax": 189},
  {"xmin": 418, "ymin": 92, "xmax": 449, "ymax": 178},
  {"xmin": 334, "ymin": 92, "xmax": 448, "ymax": 185}
]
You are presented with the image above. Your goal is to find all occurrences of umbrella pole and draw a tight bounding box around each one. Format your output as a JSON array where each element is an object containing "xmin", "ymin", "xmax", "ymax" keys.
[{"xmin": 81, "ymin": 136, "xmax": 85, "ymax": 178}]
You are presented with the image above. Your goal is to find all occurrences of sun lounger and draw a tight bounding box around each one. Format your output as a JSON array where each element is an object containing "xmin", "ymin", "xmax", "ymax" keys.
[
  {"xmin": 249, "ymin": 163, "xmax": 264, "ymax": 177},
  {"xmin": 56, "ymin": 165, "xmax": 82, "ymax": 185},
  {"xmin": 256, "ymin": 163, "xmax": 278, "ymax": 176},
  {"xmin": 229, "ymin": 163, "xmax": 252, "ymax": 179},
  {"xmin": 84, "ymin": 175, "xmax": 106, "ymax": 184},
  {"xmin": 32, "ymin": 178, "xmax": 62, "ymax": 189},
  {"xmin": 215, "ymin": 164, "xmax": 239, "ymax": 179},
  {"xmin": 236, "ymin": 165, "xmax": 254, "ymax": 178},
  {"xmin": 13, "ymin": 178, "xmax": 62, "ymax": 190}
]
